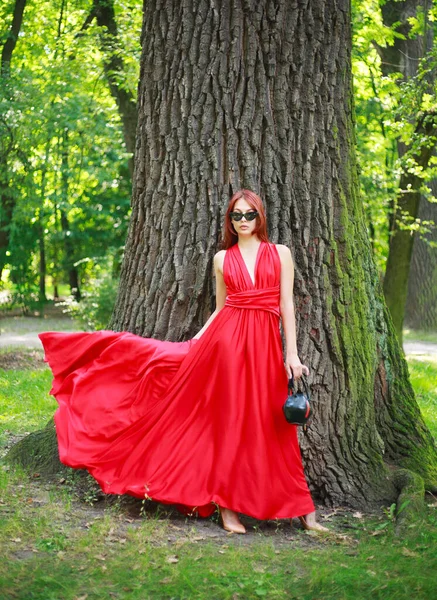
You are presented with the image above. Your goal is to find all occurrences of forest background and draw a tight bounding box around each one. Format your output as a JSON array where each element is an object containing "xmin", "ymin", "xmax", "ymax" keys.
[
  {"xmin": 1, "ymin": 0, "xmax": 436, "ymax": 338},
  {"xmin": 1, "ymin": 1, "xmax": 437, "ymax": 598}
]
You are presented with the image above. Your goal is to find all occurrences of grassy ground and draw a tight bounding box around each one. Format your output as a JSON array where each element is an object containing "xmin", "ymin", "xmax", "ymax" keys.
[
  {"xmin": 403, "ymin": 329, "xmax": 437, "ymax": 344},
  {"xmin": 0, "ymin": 341, "xmax": 436, "ymax": 599}
]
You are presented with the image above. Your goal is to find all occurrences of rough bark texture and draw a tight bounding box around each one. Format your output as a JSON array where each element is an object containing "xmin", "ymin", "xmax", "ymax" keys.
[
  {"xmin": 405, "ymin": 177, "xmax": 437, "ymax": 331},
  {"xmin": 377, "ymin": 0, "xmax": 436, "ymax": 342},
  {"xmin": 105, "ymin": 0, "xmax": 437, "ymax": 508}
]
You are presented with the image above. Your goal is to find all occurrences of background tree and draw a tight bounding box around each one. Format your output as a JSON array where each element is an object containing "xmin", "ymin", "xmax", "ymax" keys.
[{"xmin": 376, "ymin": 0, "xmax": 437, "ymax": 343}]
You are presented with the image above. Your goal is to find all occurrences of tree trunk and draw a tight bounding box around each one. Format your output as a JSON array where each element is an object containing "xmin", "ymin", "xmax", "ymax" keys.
[
  {"xmin": 0, "ymin": 0, "xmax": 27, "ymax": 78},
  {"xmin": 78, "ymin": 0, "xmax": 138, "ymax": 177},
  {"xmin": 377, "ymin": 0, "xmax": 435, "ymax": 343},
  {"xmin": 106, "ymin": 0, "xmax": 437, "ymax": 508},
  {"xmin": 383, "ymin": 113, "xmax": 437, "ymax": 341},
  {"xmin": 405, "ymin": 177, "xmax": 437, "ymax": 330},
  {"xmin": 60, "ymin": 132, "xmax": 81, "ymax": 301},
  {"xmin": 37, "ymin": 218, "xmax": 46, "ymax": 303}
]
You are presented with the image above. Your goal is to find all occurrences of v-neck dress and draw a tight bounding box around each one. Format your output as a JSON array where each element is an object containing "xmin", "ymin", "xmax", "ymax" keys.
[{"xmin": 39, "ymin": 241, "xmax": 315, "ymax": 520}]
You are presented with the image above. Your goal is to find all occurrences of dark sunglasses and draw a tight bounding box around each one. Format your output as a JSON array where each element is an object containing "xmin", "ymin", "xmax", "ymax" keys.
[{"xmin": 229, "ymin": 211, "xmax": 259, "ymax": 222}]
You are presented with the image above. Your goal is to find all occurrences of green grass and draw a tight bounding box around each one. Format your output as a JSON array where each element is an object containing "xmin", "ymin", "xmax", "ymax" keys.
[
  {"xmin": 0, "ymin": 347, "xmax": 436, "ymax": 599},
  {"xmin": 406, "ymin": 357, "xmax": 437, "ymax": 440},
  {"xmin": 403, "ymin": 328, "xmax": 437, "ymax": 344},
  {"xmin": 0, "ymin": 460, "xmax": 436, "ymax": 600},
  {"xmin": 0, "ymin": 368, "xmax": 56, "ymax": 439}
]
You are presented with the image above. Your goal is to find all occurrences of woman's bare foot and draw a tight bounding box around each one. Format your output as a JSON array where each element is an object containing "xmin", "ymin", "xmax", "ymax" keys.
[
  {"xmin": 219, "ymin": 506, "xmax": 246, "ymax": 534},
  {"xmin": 296, "ymin": 511, "xmax": 330, "ymax": 532}
]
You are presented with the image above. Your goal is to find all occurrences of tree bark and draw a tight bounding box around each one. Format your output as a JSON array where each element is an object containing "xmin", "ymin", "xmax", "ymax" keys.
[
  {"xmin": 105, "ymin": 0, "xmax": 437, "ymax": 508},
  {"xmin": 377, "ymin": 0, "xmax": 436, "ymax": 343}
]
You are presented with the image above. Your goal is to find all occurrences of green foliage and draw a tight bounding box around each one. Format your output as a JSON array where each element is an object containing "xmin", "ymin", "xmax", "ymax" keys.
[
  {"xmin": 352, "ymin": 0, "xmax": 437, "ymax": 275},
  {"xmin": 0, "ymin": 0, "xmax": 141, "ymax": 304},
  {"xmin": 61, "ymin": 269, "xmax": 119, "ymax": 331}
]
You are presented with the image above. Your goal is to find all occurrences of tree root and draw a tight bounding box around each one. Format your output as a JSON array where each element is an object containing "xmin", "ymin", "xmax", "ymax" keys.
[
  {"xmin": 392, "ymin": 467, "xmax": 425, "ymax": 534},
  {"xmin": 5, "ymin": 418, "xmax": 68, "ymax": 477}
]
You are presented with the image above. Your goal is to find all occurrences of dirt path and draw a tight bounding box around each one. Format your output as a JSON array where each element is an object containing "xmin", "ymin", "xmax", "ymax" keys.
[{"xmin": 1, "ymin": 325, "xmax": 436, "ymax": 360}]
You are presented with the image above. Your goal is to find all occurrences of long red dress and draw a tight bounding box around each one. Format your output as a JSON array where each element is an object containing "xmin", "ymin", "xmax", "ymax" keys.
[{"xmin": 39, "ymin": 241, "xmax": 315, "ymax": 520}]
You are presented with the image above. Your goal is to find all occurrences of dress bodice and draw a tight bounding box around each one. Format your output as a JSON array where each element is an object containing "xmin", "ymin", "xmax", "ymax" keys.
[{"xmin": 223, "ymin": 242, "xmax": 282, "ymax": 316}]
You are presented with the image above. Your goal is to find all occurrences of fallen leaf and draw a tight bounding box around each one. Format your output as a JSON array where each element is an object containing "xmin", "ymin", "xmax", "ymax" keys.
[
  {"xmin": 401, "ymin": 547, "xmax": 419, "ymax": 558},
  {"xmin": 352, "ymin": 512, "xmax": 363, "ymax": 519},
  {"xmin": 167, "ymin": 555, "xmax": 179, "ymax": 564},
  {"xmin": 95, "ymin": 555, "xmax": 106, "ymax": 561},
  {"xmin": 192, "ymin": 536, "xmax": 205, "ymax": 542},
  {"xmin": 11, "ymin": 538, "xmax": 21, "ymax": 543}
]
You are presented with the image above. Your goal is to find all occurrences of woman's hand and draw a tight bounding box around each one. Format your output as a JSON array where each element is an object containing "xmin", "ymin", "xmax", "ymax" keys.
[{"xmin": 285, "ymin": 353, "xmax": 310, "ymax": 380}]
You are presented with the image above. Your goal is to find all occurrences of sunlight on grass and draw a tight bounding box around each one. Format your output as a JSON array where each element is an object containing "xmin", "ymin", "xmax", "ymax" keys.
[
  {"xmin": 0, "ymin": 369, "xmax": 56, "ymax": 436},
  {"xmin": 407, "ymin": 358, "xmax": 437, "ymax": 439},
  {"xmin": 403, "ymin": 329, "xmax": 437, "ymax": 344}
]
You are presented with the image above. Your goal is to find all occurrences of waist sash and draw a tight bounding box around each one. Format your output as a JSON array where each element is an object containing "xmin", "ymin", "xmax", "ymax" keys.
[{"xmin": 224, "ymin": 286, "xmax": 281, "ymax": 317}]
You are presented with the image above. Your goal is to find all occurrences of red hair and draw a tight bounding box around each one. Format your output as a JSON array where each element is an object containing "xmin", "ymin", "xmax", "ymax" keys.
[{"xmin": 221, "ymin": 189, "xmax": 270, "ymax": 249}]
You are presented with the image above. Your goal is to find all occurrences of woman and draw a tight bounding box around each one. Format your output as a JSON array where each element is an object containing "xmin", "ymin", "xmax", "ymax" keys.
[{"xmin": 39, "ymin": 189, "xmax": 328, "ymax": 534}]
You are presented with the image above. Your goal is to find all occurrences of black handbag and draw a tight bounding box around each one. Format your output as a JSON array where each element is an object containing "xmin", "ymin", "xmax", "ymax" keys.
[{"xmin": 282, "ymin": 373, "xmax": 312, "ymax": 426}]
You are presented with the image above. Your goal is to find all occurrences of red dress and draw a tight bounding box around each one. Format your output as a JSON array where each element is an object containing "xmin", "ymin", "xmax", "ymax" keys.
[{"xmin": 39, "ymin": 241, "xmax": 315, "ymax": 519}]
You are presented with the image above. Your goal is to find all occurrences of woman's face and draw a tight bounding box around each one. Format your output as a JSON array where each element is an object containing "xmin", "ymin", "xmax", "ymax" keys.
[{"xmin": 231, "ymin": 198, "xmax": 258, "ymax": 238}]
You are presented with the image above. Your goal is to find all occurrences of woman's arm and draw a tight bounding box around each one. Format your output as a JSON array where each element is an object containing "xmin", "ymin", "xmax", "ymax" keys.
[
  {"xmin": 276, "ymin": 244, "xmax": 309, "ymax": 380},
  {"xmin": 192, "ymin": 250, "xmax": 227, "ymax": 339}
]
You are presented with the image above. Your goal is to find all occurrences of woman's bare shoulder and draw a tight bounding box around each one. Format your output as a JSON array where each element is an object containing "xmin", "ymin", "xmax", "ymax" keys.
[
  {"xmin": 273, "ymin": 243, "xmax": 292, "ymax": 257},
  {"xmin": 214, "ymin": 249, "xmax": 227, "ymax": 270}
]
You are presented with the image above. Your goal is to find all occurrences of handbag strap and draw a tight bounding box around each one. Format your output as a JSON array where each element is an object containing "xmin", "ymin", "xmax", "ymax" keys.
[{"xmin": 288, "ymin": 373, "xmax": 311, "ymax": 400}]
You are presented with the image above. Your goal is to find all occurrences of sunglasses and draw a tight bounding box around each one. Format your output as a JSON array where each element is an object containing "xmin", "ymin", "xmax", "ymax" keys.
[{"xmin": 229, "ymin": 211, "xmax": 259, "ymax": 222}]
